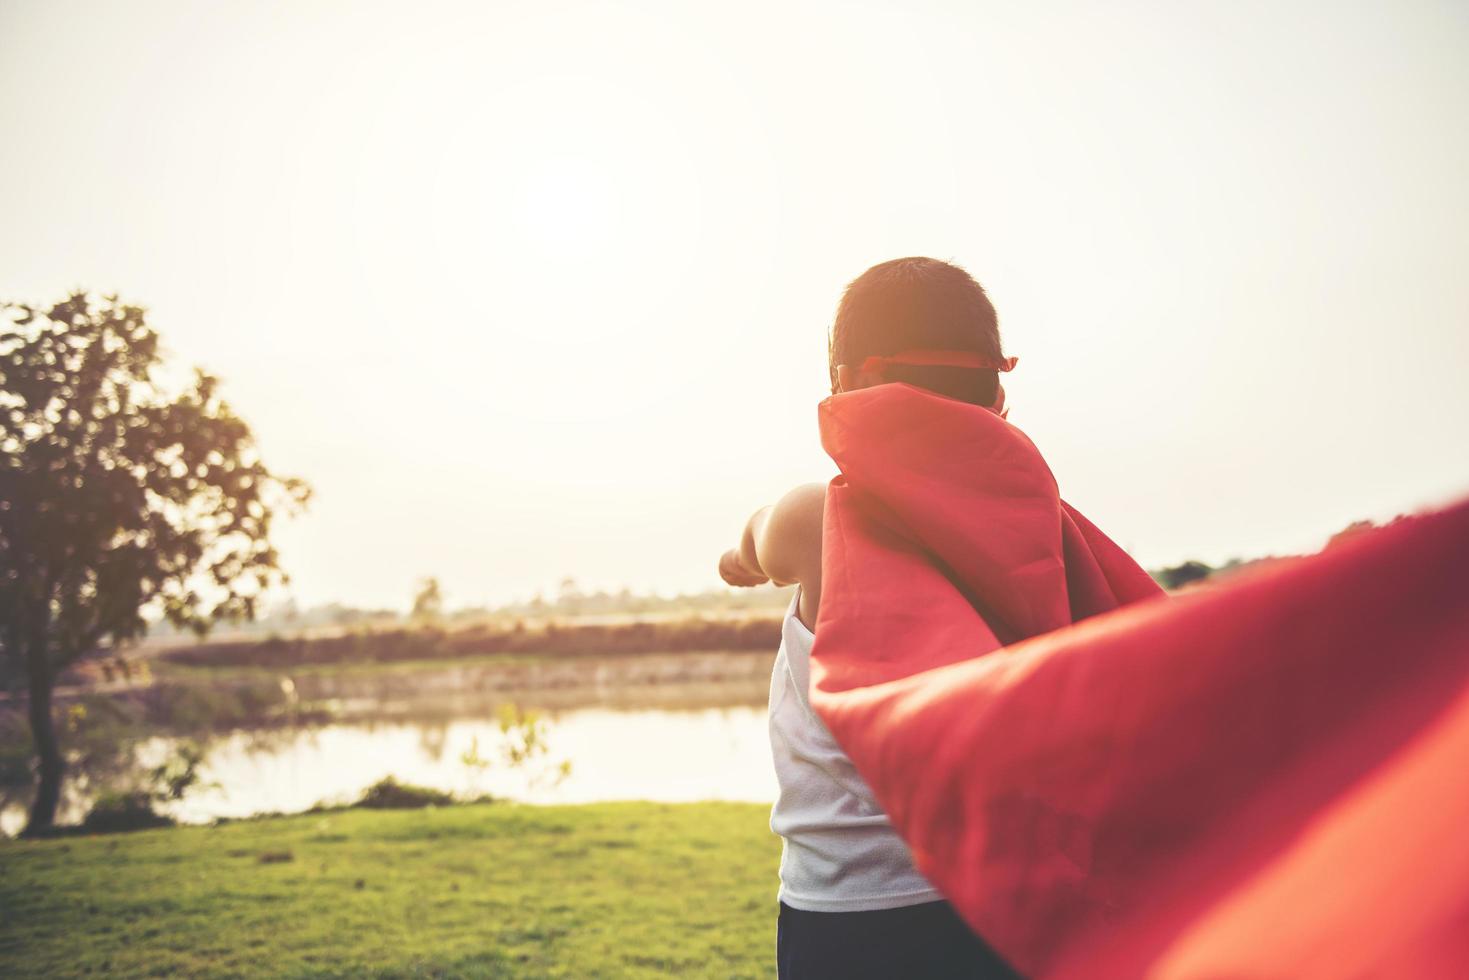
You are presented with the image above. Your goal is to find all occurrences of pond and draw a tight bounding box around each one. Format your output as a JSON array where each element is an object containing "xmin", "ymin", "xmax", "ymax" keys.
[{"xmin": 0, "ymin": 697, "xmax": 777, "ymax": 836}]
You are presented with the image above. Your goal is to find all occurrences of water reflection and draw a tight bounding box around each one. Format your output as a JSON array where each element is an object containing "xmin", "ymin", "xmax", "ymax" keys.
[{"xmin": 0, "ymin": 700, "xmax": 776, "ymax": 836}]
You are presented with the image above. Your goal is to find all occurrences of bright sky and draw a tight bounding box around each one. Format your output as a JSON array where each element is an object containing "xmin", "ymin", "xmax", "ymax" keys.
[{"xmin": 2, "ymin": 0, "xmax": 1466, "ymax": 610}]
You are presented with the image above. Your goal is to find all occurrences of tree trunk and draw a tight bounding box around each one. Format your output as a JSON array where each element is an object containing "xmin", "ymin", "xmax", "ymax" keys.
[{"xmin": 22, "ymin": 659, "xmax": 63, "ymax": 837}]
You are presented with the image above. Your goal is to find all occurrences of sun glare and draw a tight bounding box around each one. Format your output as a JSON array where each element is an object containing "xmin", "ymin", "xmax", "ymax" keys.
[{"xmin": 517, "ymin": 156, "xmax": 618, "ymax": 254}]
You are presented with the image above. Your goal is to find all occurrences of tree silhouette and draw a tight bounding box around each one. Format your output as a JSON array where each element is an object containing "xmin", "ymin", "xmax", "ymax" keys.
[
  {"xmin": 1154, "ymin": 560, "xmax": 1214, "ymax": 591},
  {"xmin": 411, "ymin": 576, "xmax": 443, "ymax": 622},
  {"xmin": 0, "ymin": 293, "xmax": 309, "ymax": 834}
]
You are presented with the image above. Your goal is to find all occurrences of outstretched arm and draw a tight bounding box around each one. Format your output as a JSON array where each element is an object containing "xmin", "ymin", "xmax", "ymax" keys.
[{"xmin": 718, "ymin": 483, "xmax": 827, "ymax": 622}]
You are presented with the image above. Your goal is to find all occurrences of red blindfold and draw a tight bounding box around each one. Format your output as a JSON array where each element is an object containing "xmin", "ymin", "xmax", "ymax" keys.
[{"xmin": 856, "ymin": 348, "xmax": 1019, "ymax": 416}]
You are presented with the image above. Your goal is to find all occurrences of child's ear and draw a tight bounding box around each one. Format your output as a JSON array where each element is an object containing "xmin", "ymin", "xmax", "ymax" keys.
[
  {"xmin": 834, "ymin": 364, "xmax": 863, "ymax": 390},
  {"xmin": 835, "ymin": 363, "xmax": 855, "ymax": 392},
  {"xmin": 836, "ymin": 362, "xmax": 885, "ymax": 392}
]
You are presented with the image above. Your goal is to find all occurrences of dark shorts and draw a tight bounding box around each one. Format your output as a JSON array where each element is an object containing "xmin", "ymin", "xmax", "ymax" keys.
[{"xmin": 777, "ymin": 899, "xmax": 1022, "ymax": 979}]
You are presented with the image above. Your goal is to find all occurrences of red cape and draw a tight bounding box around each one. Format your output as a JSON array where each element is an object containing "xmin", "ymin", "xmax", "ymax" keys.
[{"xmin": 809, "ymin": 383, "xmax": 1469, "ymax": 978}]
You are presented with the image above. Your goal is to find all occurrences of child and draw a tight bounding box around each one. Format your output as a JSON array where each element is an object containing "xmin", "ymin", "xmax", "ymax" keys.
[
  {"xmin": 719, "ymin": 257, "xmax": 1028, "ymax": 979},
  {"xmin": 723, "ymin": 257, "xmax": 1469, "ymax": 979}
]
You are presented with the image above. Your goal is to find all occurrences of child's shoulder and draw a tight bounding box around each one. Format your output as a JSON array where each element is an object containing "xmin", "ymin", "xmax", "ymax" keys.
[
  {"xmin": 767, "ymin": 482, "xmax": 826, "ymax": 548},
  {"xmin": 762, "ymin": 483, "xmax": 828, "ymax": 621},
  {"xmin": 775, "ymin": 481, "xmax": 827, "ymax": 517}
]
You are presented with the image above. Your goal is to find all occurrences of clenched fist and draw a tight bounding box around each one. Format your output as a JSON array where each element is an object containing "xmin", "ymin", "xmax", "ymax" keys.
[{"xmin": 719, "ymin": 547, "xmax": 769, "ymax": 587}]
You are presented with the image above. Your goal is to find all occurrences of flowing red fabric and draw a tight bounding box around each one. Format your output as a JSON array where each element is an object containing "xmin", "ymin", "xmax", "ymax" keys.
[{"xmin": 809, "ymin": 382, "xmax": 1469, "ymax": 978}]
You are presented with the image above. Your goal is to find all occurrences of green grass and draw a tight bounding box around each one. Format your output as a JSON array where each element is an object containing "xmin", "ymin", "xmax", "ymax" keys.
[{"xmin": 0, "ymin": 801, "xmax": 780, "ymax": 978}]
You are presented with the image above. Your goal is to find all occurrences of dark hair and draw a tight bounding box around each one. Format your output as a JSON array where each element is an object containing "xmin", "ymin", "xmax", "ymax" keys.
[{"xmin": 828, "ymin": 257, "xmax": 1005, "ymax": 406}]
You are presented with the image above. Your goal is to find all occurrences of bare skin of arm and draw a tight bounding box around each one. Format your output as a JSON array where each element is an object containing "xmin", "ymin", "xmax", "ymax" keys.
[
  {"xmin": 718, "ymin": 482, "xmax": 828, "ymax": 632},
  {"xmin": 718, "ymin": 366, "xmax": 882, "ymax": 631}
]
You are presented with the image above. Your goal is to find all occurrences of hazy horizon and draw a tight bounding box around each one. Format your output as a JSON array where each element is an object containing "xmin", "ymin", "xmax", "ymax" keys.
[{"xmin": 3, "ymin": 0, "xmax": 1466, "ymax": 611}]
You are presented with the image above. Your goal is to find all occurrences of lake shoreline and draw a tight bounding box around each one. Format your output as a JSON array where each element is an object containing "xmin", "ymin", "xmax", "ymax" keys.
[
  {"xmin": 2, "ymin": 671, "xmax": 778, "ymax": 837},
  {"xmin": 6, "ymin": 647, "xmax": 777, "ymax": 715}
]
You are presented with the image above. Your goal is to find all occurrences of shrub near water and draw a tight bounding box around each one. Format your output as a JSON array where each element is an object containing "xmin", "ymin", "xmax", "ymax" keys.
[
  {"xmin": 80, "ymin": 791, "xmax": 175, "ymax": 832},
  {"xmin": 352, "ymin": 776, "xmax": 458, "ymax": 810}
]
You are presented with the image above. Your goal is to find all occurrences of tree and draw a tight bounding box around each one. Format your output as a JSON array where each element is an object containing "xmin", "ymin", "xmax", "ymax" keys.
[
  {"xmin": 0, "ymin": 293, "xmax": 309, "ymax": 834},
  {"xmin": 1153, "ymin": 560, "xmax": 1214, "ymax": 591},
  {"xmin": 410, "ymin": 576, "xmax": 443, "ymax": 622}
]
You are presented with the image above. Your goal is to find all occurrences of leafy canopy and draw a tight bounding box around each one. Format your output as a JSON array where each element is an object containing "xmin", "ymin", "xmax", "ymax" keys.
[{"xmin": 0, "ymin": 293, "xmax": 309, "ymax": 685}]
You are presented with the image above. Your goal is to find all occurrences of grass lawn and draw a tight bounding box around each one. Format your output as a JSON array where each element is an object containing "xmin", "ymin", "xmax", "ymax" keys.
[{"xmin": 0, "ymin": 801, "xmax": 781, "ymax": 978}]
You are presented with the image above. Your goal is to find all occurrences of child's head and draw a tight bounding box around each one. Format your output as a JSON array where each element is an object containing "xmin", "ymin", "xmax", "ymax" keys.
[{"xmin": 828, "ymin": 257, "xmax": 1007, "ymax": 406}]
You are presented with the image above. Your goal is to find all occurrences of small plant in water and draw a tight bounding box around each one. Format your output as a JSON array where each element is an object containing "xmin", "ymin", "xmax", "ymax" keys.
[
  {"xmin": 460, "ymin": 704, "xmax": 573, "ymax": 791},
  {"xmin": 148, "ymin": 740, "xmax": 215, "ymax": 802}
]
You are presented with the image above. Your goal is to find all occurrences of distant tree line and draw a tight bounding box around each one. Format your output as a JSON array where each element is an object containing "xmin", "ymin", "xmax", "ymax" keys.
[
  {"xmin": 152, "ymin": 580, "xmax": 797, "ymax": 640},
  {"xmin": 1147, "ymin": 518, "xmax": 1398, "ymax": 592},
  {"xmin": 159, "ymin": 615, "xmax": 784, "ymax": 671}
]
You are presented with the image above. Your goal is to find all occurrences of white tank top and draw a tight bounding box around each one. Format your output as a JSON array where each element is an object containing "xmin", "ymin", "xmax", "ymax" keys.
[{"xmin": 767, "ymin": 586, "xmax": 944, "ymax": 912}]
